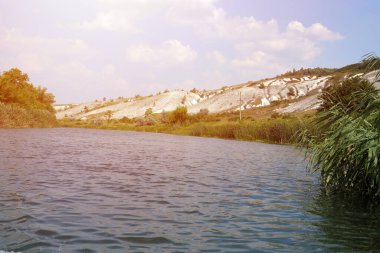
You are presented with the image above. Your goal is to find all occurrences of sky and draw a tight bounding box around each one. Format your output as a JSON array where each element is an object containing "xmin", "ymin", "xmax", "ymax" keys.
[{"xmin": 0, "ymin": 0, "xmax": 379, "ymax": 103}]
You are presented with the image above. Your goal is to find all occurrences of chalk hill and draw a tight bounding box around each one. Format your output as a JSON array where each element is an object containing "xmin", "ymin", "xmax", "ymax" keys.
[{"xmin": 55, "ymin": 67, "xmax": 379, "ymax": 120}]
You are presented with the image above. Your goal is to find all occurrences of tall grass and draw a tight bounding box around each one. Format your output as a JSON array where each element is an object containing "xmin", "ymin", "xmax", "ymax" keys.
[
  {"xmin": 301, "ymin": 89, "xmax": 380, "ymax": 200},
  {"xmin": 188, "ymin": 118, "xmax": 305, "ymax": 144},
  {"xmin": 0, "ymin": 103, "xmax": 57, "ymax": 128},
  {"xmin": 60, "ymin": 115, "xmax": 309, "ymax": 144}
]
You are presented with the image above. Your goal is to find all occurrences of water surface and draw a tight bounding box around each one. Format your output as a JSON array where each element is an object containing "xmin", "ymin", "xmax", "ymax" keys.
[{"xmin": 0, "ymin": 128, "xmax": 379, "ymax": 252}]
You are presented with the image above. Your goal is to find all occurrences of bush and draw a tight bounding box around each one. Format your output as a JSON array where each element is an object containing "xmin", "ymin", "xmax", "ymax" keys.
[
  {"xmin": 168, "ymin": 106, "xmax": 188, "ymax": 124},
  {"xmin": 145, "ymin": 108, "xmax": 153, "ymax": 117},
  {"xmin": 0, "ymin": 104, "xmax": 57, "ymax": 128},
  {"xmin": 287, "ymin": 87, "xmax": 296, "ymax": 96}
]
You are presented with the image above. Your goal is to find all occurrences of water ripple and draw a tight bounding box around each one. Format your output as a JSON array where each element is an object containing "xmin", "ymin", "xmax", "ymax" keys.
[{"xmin": 0, "ymin": 128, "xmax": 380, "ymax": 252}]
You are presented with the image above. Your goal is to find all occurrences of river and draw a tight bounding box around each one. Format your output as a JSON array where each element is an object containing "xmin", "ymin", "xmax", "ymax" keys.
[{"xmin": 0, "ymin": 128, "xmax": 379, "ymax": 252}]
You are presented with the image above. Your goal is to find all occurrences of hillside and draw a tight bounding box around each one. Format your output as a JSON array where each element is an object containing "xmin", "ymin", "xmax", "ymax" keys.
[{"xmin": 55, "ymin": 66, "xmax": 380, "ymax": 121}]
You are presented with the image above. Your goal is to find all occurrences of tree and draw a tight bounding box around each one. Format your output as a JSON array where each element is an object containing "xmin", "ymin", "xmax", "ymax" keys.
[
  {"xmin": 36, "ymin": 86, "xmax": 55, "ymax": 112},
  {"xmin": 105, "ymin": 110, "xmax": 113, "ymax": 122},
  {"xmin": 0, "ymin": 68, "xmax": 55, "ymax": 112},
  {"xmin": 145, "ymin": 108, "xmax": 153, "ymax": 118}
]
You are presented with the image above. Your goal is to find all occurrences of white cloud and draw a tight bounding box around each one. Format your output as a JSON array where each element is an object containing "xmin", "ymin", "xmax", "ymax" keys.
[
  {"xmin": 76, "ymin": 0, "xmax": 222, "ymax": 33},
  {"xmin": 207, "ymin": 50, "xmax": 227, "ymax": 64},
  {"xmin": 287, "ymin": 21, "xmax": 306, "ymax": 33},
  {"xmin": 126, "ymin": 45, "xmax": 155, "ymax": 63},
  {"xmin": 126, "ymin": 40, "xmax": 197, "ymax": 65},
  {"xmin": 0, "ymin": 1, "xmax": 345, "ymax": 102},
  {"xmin": 287, "ymin": 21, "xmax": 343, "ymax": 41},
  {"xmin": 77, "ymin": 0, "xmax": 342, "ymax": 70},
  {"xmin": 78, "ymin": 10, "xmax": 138, "ymax": 32},
  {"xmin": 0, "ymin": 28, "xmax": 131, "ymax": 102},
  {"xmin": 0, "ymin": 28, "xmax": 93, "ymax": 74},
  {"xmin": 53, "ymin": 61, "xmax": 93, "ymax": 78},
  {"xmin": 231, "ymin": 51, "xmax": 267, "ymax": 68},
  {"xmin": 101, "ymin": 64, "xmax": 116, "ymax": 76},
  {"xmin": 307, "ymin": 23, "xmax": 343, "ymax": 41},
  {"xmin": 228, "ymin": 19, "xmax": 341, "ymax": 73}
]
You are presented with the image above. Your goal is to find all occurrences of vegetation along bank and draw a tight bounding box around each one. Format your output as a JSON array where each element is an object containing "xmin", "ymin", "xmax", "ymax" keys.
[{"xmin": 0, "ymin": 68, "xmax": 57, "ymax": 128}]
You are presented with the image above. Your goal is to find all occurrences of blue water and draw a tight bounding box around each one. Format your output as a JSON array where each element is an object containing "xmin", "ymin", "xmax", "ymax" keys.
[{"xmin": 0, "ymin": 128, "xmax": 379, "ymax": 252}]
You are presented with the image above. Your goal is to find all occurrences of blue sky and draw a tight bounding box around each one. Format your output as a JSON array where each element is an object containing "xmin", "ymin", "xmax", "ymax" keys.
[{"xmin": 0, "ymin": 0, "xmax": 379, "ymax": 103}]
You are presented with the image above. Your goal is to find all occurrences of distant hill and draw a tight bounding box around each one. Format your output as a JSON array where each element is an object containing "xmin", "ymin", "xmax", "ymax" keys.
[{"xmin": 55, "ymin": 62, "xmax": 380, "ymax": 121}]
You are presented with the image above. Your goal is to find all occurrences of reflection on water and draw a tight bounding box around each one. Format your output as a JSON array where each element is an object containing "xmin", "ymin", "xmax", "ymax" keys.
[
  {"xmin": 0, "ymin": 128, "xmax": 379, "ymax": 252},
  {"xmin": 308, "ymin": 192, "xmax": 380, "ymax": 252}
]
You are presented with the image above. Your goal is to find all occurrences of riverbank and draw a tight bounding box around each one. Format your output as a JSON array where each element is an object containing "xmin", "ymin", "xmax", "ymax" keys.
[
  {"xmin": 58, "ymin": 110, "xmax": 314, "ymax": 144},
  {"xmin": 0, "ymin": 103, "xmax": 57, "ymax": 128}
]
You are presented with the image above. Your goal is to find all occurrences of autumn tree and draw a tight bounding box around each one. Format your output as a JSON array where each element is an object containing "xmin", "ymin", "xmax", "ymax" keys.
[{"xmin": 0, "ymin": 68, "xmax": 55, "ymax": 112}]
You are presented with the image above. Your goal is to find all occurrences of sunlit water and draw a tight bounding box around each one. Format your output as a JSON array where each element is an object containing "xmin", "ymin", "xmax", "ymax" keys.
[{"xmin": 1, "ymin": 129, "xmax": 380, "ymax": 253}]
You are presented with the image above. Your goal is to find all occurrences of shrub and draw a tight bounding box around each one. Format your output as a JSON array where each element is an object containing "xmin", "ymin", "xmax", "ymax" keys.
[
  {"xmin": 287, "ymin": 87, "xmax": 296, "ymax": 97},
  {"xmin": 145, "ymin": 108, "xmax": 153, "ymax": 117},
  {"xmin": 168, "ymin": 106, "xmax": 188, "ymax": 124},
  {"xmin": 119, "ymin": 116, "xmax": 134, "ymax": 124},
  {"xmin": 271, "ymin": 112, "xmax": 280, "ymax": 119},
  {"xmin": 0, "ymin": 104, "xmax": 56, "ymax": 128},
  {"xmin": 198, "ymin": 108, "xmax": 209, "ymax": 116}
]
